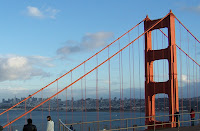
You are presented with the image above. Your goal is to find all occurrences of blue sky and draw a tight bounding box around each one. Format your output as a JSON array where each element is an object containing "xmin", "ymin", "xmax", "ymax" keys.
[{"xmin": 0, "ymin": 0, "xmax": 200, "ymax": 100}]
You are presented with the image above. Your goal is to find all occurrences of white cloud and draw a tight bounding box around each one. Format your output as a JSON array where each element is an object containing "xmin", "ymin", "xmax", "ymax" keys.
[
  {"xmin": 45, "ymin": 7, "xmax": 60, "ymax": 19},
  {"xmin": 57, "ymin": 45, "xmax": 81, "ymax": 55},
  {"xmin": 27, "ymin": 6, "xmax": 43, "ymax": 18},
  {"xmin": 26, "ymin": 6, "xmax": 60, "ymax": 19},
  {"xmin": 181, "ymin": 5, "xmax": 200, "ymax": 14},
  {"xmin": 57, "ymin": 32, "xmax": 114, "ymax": 56},
  {"xmin": 28, "ymin": 56, "xmax": 55, "ymax": 67},
  {"xmin": 180, "ymin": 74, "xmax": 200, "ymax": 83},
  {"xmin": 0, "ymin": 55, "xmax": 53, "ymax": 82},
  {"xmin": 82, "ymin": 32, "xmax": 114, "ymax": 50},
  {"xmin": 0, "ymin": 87, "xmax": 28, "ymax": 95},
  {"xmin": 181, "ymin": 74, "xmax": 189, "ymax": 83}
]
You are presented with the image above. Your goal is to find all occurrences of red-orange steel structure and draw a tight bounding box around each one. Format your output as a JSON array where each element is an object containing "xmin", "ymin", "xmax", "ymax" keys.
[
  {"xmin": 4, "ymin": 10, "xmax": 200, "ymax": 129},
  {"xmin": 144, "ymin": 10, "xmax": 179, "ymax": 129}
]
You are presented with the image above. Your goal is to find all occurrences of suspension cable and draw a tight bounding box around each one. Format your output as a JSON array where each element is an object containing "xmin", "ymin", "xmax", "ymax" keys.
[
  {"xmin": 159, "ymin": 29, "xmax": 200, "ymax": 67},
  {"xmin": 3, "ymin": 13, "xmax": 169, "ymax": 128},
  {"xmin": 175, "ymin": 17, "xmax": 200, "ymax": 44},
  {"xmin": 0, "ymin": 19, "xmax": 145, "ymax": 117}
]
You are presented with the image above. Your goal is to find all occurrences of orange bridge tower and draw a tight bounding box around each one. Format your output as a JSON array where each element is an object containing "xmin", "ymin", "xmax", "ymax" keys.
[{"xmin": 144, "ymin": 11, "xmax": 179, "ymax": 129}]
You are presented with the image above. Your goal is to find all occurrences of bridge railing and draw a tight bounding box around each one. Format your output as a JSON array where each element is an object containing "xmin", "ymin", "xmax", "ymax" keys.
[
  {"xmin": 4, "ymin": 112, "xmax": 200, "ymax": 131},
  {"xmin": 59, "ymin": 119, "xmax": 73, "ymax": 131},
  {"xmin": 62, "ymin": 112, "xmax": 200, "ymax": 131}
]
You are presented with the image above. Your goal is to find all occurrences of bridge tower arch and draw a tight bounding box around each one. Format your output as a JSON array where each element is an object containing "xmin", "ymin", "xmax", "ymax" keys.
[{"xmin": 144, "ymin": 10, "xmax": 179, "ymax": 129}]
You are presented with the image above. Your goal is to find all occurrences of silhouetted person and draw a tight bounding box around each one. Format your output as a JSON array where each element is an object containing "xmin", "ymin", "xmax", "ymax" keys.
[
  {"xmin": 133, "ymin": 125, "xmax": 137, "ymax": 131},
  {"xmin": 174, "ymin": 110, "xmax": 180, "ymax": 128},
  {"xmin": 190, "ymin": 109, "xmax": 195, "ymax": 126},
  {"xmin": 23, "ymin": 118, "xmax": 37, "ymax": 131},
  {"xmin": 70, "ymin": 125, "xmax": 73, "ymax": 130},
  {"xmin": 0, "ymin": 125, "xmax": 3, "ymax": 131},
  {"xmin": 47, "ymin": 116, "xmax": 54, "ymax": 131}
]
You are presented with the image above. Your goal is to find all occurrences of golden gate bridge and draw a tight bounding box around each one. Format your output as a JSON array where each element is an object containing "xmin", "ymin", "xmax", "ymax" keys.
[{"xmin": 1, "ymin": 10, "xmax": 200, "ymax": 130}]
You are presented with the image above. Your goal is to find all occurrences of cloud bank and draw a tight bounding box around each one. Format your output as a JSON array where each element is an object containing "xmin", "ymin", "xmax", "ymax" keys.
[
  {"xmin": 0, "ymin": 55, "xmax": 53, "ymax": 82},
  {"xmin": 181, "ymin": 5, "xmax": 200, "ymax": 14},
  {"xmin": 57, "ymin": 32, "xmax": 114, "ymax": 57},
  {"xmin": 26, "ymin": 6, "xmax": 60, "ymax": 19}
]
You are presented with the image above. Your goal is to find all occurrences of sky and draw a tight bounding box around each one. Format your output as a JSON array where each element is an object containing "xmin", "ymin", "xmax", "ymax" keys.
[{"xmin": 0, "ymin": 0, "xmax": 200, "ymax": 100}]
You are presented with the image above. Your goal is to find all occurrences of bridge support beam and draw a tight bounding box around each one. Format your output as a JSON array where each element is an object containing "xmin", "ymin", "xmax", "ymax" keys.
[{"xmin": 144, "ymin": 11, "xmax": 179, "ymax": 129}]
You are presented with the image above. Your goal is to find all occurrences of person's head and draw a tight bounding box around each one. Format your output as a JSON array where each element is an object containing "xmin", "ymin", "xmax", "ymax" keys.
[
  {"xmin": 47, "ymin": 116, "xmax": 51, "ymax": 121},
  {"xmin": 191, "ymin": 108, "xmax": 194, "ymax": 112},
  {"xmin": 27, "ymin": 118, "xmax": 32, "ymax": 124},
  {"xmin": 0, "ymin": 125, "xmax": 3, "ymax": 131}
]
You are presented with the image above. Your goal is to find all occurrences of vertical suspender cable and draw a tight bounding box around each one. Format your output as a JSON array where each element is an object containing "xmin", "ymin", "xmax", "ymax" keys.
[
  {"xmin": 81, "ymin": 79, "xmax": 83, "ymax": 131},
  {"xmin": 121, "ymin": 48, "xmax": 124, "ymax": 127},
  {"xmin": 41, "ymin": 90, "xmax": 43, "ymax": 131},
  {"xmin": 179, "ymin": 23, "xmax": 183, "ymax": 119},
  {"xmin": 156, "ymin": 30, "xmax": 160, "ymax": 120},
  {"xmin": 7, "ymin": 112, "xmax": 9, "ymax": 131},
  {"xmin": 57, "ymin": 81, "xmax": 59, "ymax": 129},
  {"xmin": 119, "ymin": 40, "xmax": 122, "ymax": 128},
  {"xmin": 152, "ymin": 30, "xmax": 155, "ymax": 122},
  {"xmin": 128, "ymin": 33, "xmax": 132, "ymax": 126},
  {"xmin": 189, "ymin": 34, "xmax": 191, "ymax": 112},
  {"xmin": 195, "ymin": 41, "xmax": 198, "ymax": 112},
  {"xmin": 49, "ymin": 100, "xmax": 50, "ymax": 116},
  {"xmin": 142, "ymin": 29, "xmax": 146, "ymax": 124},
  {"xmin": 96, "ymin": 55, "xmax": 99, "ymax": 122},
  {"xmin": 186, "ymin": 34, "xmax": 189, "ymax": 117},
  {"xmin": 192, "ymin": 57, "xmax": 195, "ymax": 109},
  {"xmin": 199, "ymin": 67, "xmax": 200, "ymax": 118},
  {"xmin": 84, "ymin": 63, "xmax": 87, "ymax": 122},
  {"xmin": 29, "ymin": 98, "xmax": 32, "ymax": 121},
  {"xmin": 25, "ymin": 100, "xmax": 26, "ymax": 124},
  {"xmin": 84, "ymin": 63, "xmax": 87, "ymax": 131},
  {"xmin": 165, "ymin": 34, "xmax": 168, "ymax": 120},
  {"xmin": 162, "ymin": 32, "xmax": 166, "ymax": 120},
  {"xmin": 71, "ymin": 72, "xmax": 73, "ymax": 123},
  {"xmin": 96, "ymin": 54, "xmax": 99, "ymax": 131},
  {"xmin": 30, "ymin": 111, "xmax": 32, "ymax": 119},
  {"xmin": 161, "ymin": 30, "xmax": 166, "ymax": 121},
  {"xmin": 142, "ymin": 30, "xmax": 145, "ymax": 123},
  {"xmin": 187, "ymin": 32, "xmax": 191, "ymax": 111},
  {"xmin": 81, "ymin": 79, "xmax": 83, "ymax": 123},
  {"xmin": 186, "ymin": 45, "xmax": 189, "ymax": 120},
  {"xmin": 108, "ymin": 46, "xmax": 112, "ymax": 129},
  {"xmin": 132, "ymin": 39, "xmax": 136, "ymax": 125},
  {"xmin": 138, "ymin": 25, "xmax": 142, "ymax": 124},
  {"xmin": 65, "ymin": 89, "xmax": 67, "ymax": 124},
  {"xmin": 193, "ymin": 60, "xmax": 195, "ymax": 108}
]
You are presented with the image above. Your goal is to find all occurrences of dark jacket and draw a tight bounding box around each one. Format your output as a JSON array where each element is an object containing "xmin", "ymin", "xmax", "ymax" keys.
[{"xmin": 23, "ymin": 124, "xmax": 37, "ymax": 131}]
